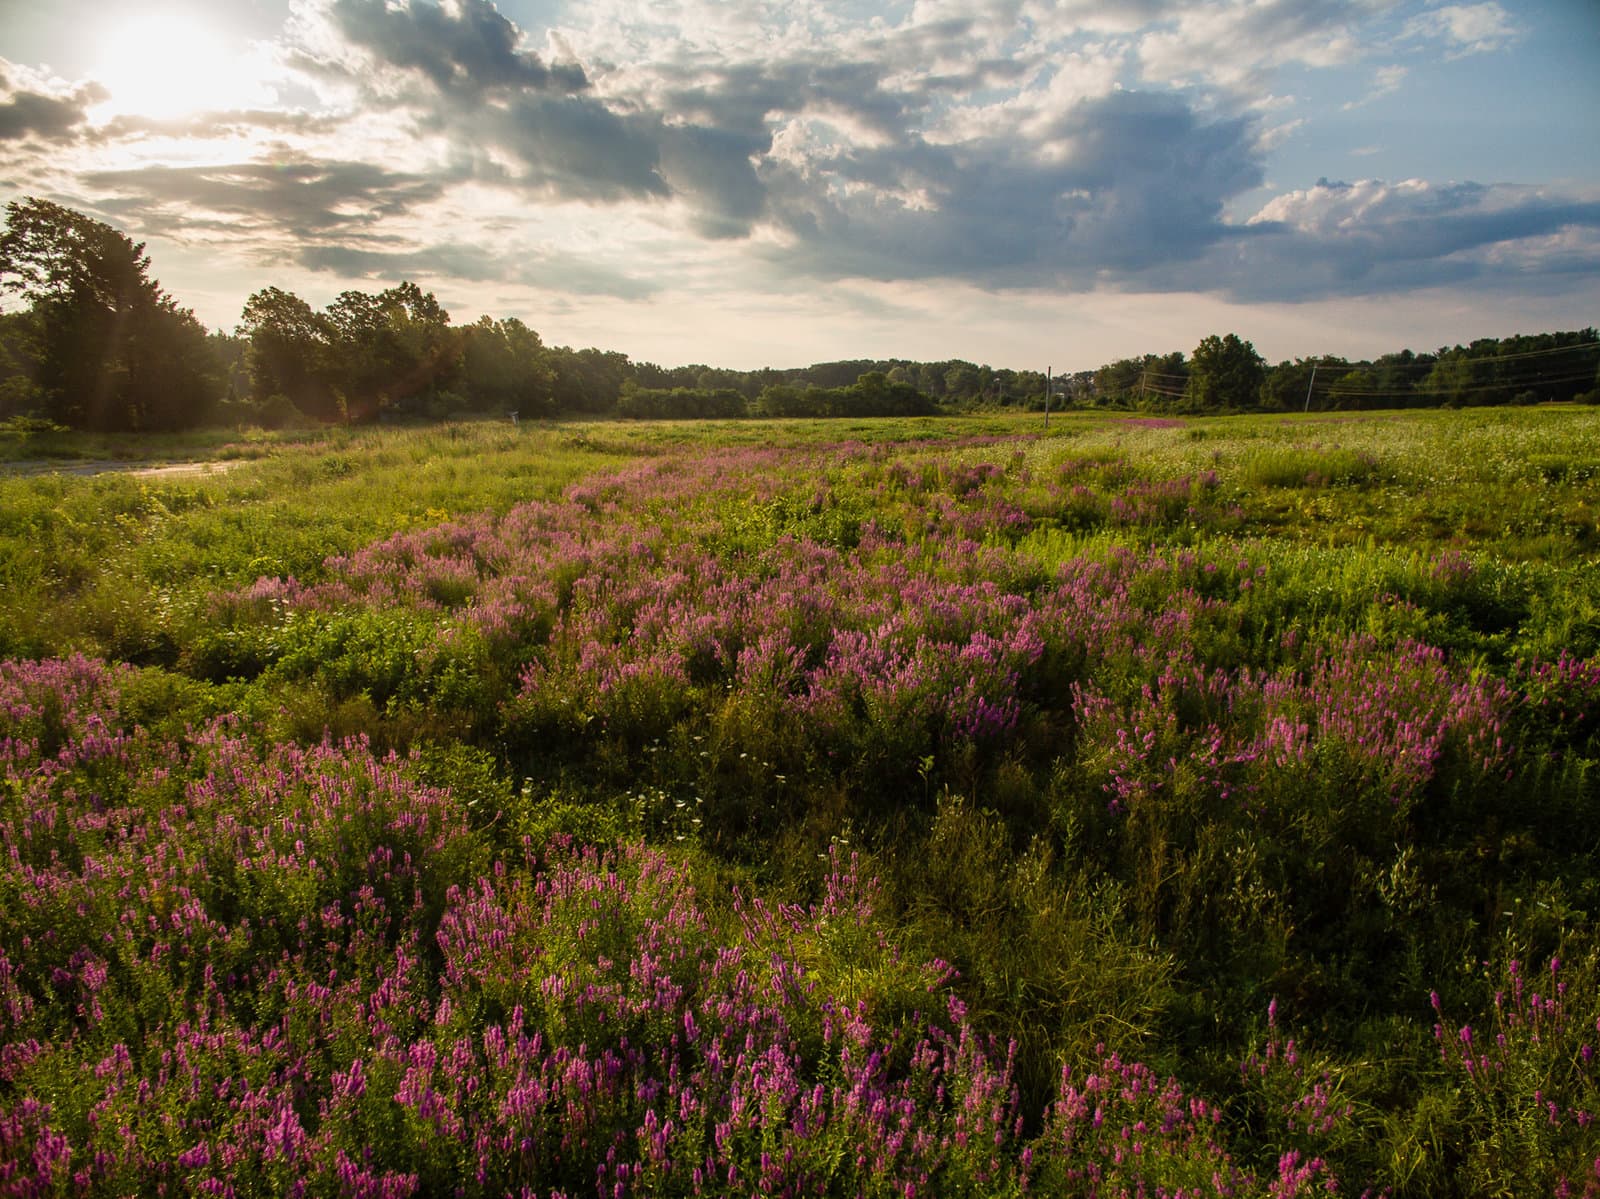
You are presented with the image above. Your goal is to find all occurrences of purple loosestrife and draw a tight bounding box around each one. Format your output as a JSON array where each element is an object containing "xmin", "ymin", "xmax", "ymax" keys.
[
  {"xmin": 1236, "ymin": 1000, "xmax": 1359, "ymax": 1187},
  {"xmin": 1432, "ymin": 954, "xmax": 1600, "ymax": 1197},
  {"xmin": 1028, "ymin": 1046, "xmax": 1246, "ymax": 1197},
  {"xmin": 6, "ymin": 425, "xmax": 1596, "ymax": 1197}
]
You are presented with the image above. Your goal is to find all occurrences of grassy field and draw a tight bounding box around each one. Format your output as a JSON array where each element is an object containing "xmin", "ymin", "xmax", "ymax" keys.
[{"xmin": 1, "ymin": 406, "xmax": 1597, "ymax": 1196}]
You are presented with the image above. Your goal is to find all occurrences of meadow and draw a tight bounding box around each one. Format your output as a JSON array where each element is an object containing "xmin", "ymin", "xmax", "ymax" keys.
[{"xmin": 1, "ymin": 407, "xmax": 1597, "ymax": 1197}]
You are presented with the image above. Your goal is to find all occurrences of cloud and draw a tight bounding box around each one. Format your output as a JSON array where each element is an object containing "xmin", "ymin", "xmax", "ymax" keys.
[
  {"xmin": 1135, "ymin": 0, "xmax": 1375, "ymax": 92},
  {"xmin": 1216, "ymin": 177, "xmax": 1600, "ymax": 299},
  {"xmin": 290, "ymin": 2, "xmax": 699, "ymax": 211},
  {"xmin": 473, "ymin": 92, "xmax": 670, "ymax": 202},
  {"xmin": 266, "ymin": 2, "xmax": 1283, "ymax": 273},
  {"xmin": 0, "ymin": 61, "xmax": 104, "ymax": 143},
  {"xmin": 101, "ymin": 109, "xmax": 343, "ymax": 141},
  {"xmin": 760, "ymin": 88, "xmax": 1264, "ymax": 285},
  {"xmin": 287, "ymin": 3, "xmax": 929, "ymax": 234},
  {"xmin": 1402, "ymin": 3, "xmax": 1518, "ymax": 57},
  {"xmin": 1342, "ymin": 64, "xmax": 1407, "ymax": 110},
  {"xmin": 4, "ymin": 0, "xmax": 1588, "ymax": 333},
  {"xmin": 1249, "ymin": 177, "xmax": 1599, "ymax": 247},
  {"xmin": 275, "ymin": 0, "xmax": 1569, "ymax": 305},
  {"xmin": 321, "ymin": 0, "xmax": 589, "ymax": 97},
  {"xmin": 647, "ymin": 56, "xmax": 912, "ymax": 145},
  {"xmin": 657, "ymin": 123, "xmax": 769, "ymax": 238},
  {"xmin": 296, "ymin": 239, "xmax": 659, "ymax": 298},
  {"xmin": 296, "ymin": 238, "xmax": 505, "ymax": 280},
  {"xmin": 84, "ymin": 158, "xmax": 453, "ymax": 239}
]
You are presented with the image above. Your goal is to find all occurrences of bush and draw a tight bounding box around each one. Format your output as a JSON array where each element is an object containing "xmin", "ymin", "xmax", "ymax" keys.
[{"xmin": 1243, "ymin": 446, "xmax": 1384, "ymax": 489}]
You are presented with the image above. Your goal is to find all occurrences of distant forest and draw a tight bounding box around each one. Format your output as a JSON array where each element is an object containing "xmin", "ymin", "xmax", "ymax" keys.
[{"xmin": 2, "ymin": 197, "xmax": 1597, "ymax": 432}]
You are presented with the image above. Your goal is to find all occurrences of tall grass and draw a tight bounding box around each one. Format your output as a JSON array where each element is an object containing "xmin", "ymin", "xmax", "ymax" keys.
[{"xmin": 2, "ymin": 405, "xmax": 1598, "ymax": 1196}]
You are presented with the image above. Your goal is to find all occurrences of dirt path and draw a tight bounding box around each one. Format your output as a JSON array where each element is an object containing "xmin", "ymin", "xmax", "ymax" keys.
[{"xmin": 1, "ymin": 459, "xmax": 246, "ymax": 480}]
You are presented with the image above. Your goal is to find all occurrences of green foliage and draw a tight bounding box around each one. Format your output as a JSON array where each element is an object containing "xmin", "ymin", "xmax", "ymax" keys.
[
  {"xmin": 896, "ymin": 794, "xmax": 1174, "ymax": 1106},
  {"xmin": 0, "ymin": 197, "xmax": 221, "ymax": 431},
  {"xmin": 1421, "ymin": 330, "xmax": 1600, "ymax": 407},
  {"xmin": 1091, "ymin": 350, "xmax": 1188, "ymax": 407},
  {"xmin": 3, "ymin": 407, "xmax": 1600, "ymax": 1196},
  {"xmin": 241, "ymin": 282, "xmax": 460, "ymax": 422},
  {"xmin": 754, "ymin": 371, "xmax": 937, "ymax": 418},
  {"xmin": 1261, "ymin": 357, "xmax": 1342, "ymax": 412},
  {"xmin": 1428, "ymin": 949, "xmax": 1600, "ymax": 1197},
  {"xmin": 1242, "ymin": 445, "xmax": 1384, "ymax": 489},
  {"xmin": 458, "ymin": 315, "xmax": 555, "ymax": 417},
  {"xmin": 0, "ymin": 419, "xmax": 635, "ymax": 662},
  {"xmin": 617, "ymin": 381, "xmax": 749, "ymax": 419},
  {"xmin": 1188, "ymin": 333, "xmax": 1266, "ymax": 411},
  {"xmin": 270, "ymin": 607, "xmax": 434, "ymax": 706}
]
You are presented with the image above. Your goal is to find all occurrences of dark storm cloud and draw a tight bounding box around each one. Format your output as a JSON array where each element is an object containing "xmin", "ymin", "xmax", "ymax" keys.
[
  {"xmin": 85, "ymin": 159, "xmax": 451, "ymax": 238},
  {"xmin": 0, "ymin": 66, "xmax": 103, "ymax": 142},
  {"xmin": 325, "ymin": 0, "xmax": 588, "ymax": 97}
]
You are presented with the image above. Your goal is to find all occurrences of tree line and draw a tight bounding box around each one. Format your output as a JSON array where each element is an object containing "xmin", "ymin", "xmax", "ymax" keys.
[
  {"xmin": 1079, "ymin": 330, "xmax": 1600, "ymax": 412},
  {"xmin": 1, "ymin": 197, "xmax": 1595, "ymax": 432}
]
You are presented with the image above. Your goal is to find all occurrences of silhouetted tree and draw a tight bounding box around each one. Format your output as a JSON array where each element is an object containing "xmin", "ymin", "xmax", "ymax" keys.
[
  {"xmin": 239, "ymin": 287, "xmax": 341, "ymax": 420},
  {"xmin": 0, "ymin": 197, "xmax": 218, "ymax": 430},
  {"xmin": 460, "ymin": 316, "xmax": 555, "ymax": 416},
  {"xmin": 240, "ymin": 282, "xmax": 461, "ymax": 422},
  {"xmin": 547, "ymin": 346, "xmax": 631, "ymax": 413},
  {"xmin": 325, "ymin": 283, "xmax": 460, "ymax": 419}
]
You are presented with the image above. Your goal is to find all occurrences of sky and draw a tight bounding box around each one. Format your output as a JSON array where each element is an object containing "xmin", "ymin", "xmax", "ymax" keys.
[{"xmin": 1, "ymin": 0, "xmax": 1597, "ymax": 372}]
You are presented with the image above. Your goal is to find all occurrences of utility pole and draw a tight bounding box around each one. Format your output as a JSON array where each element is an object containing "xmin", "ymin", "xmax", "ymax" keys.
[
  {"xmin": 1303, "ymin": 361, "xmax": 1319, "ymax": 413},
  {"xmin": 1044, "ymin": 366, "xmax": 1051, "ymax": 430}
]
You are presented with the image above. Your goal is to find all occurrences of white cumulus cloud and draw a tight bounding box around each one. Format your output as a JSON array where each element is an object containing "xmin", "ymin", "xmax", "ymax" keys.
[{"xmin": 1402, "ymin": 3, "xmax": 1518, "ymax": 57}]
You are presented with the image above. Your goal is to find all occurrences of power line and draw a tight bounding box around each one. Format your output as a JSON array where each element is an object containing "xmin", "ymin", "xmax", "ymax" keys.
[
  {"xmin": 1101, "ymin": 342, "xmax": 1598, "ymax": 406},
  {"xmin": 1430, "ymin": 341, "xmax": 1600, "ymax": 365},
  {"xmin": 1312, "ymin": 370, "xmax": 1598, "ymax": 399},
  {"xmin": 1296, "ymin": 340, "xmax": 1600, "ymax": 378}
]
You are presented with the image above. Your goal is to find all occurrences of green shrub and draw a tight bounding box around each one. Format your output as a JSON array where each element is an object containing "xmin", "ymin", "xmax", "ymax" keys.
[{"xmin": 1243, "ymin": 446, "xmax": 1385, "ymax": 489}]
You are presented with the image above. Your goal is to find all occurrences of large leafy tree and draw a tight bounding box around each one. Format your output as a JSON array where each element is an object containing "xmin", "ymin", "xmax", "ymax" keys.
[
  {"xmin": 547, "ymin": 346, "xmax": 631, "ymax": 413},
  {"xmin": 240, "ymin": 282, "xmax": 462, "ymax": 422},
  {"xmin": 1186, "ymin": 333, "xmax": 1265, "ymax": 411},
  {"xmin": 325, "ymin": 282, "xmax": 460, "ymax": 420},
  {"xmin": 0, "ymin": 197, "xmax": 218, "ymax": 430},
  {"xmin": 0, "ymin": 309, "xmax": 46, "ymax": 420},
  {"xmin": 239, "ymin": 286, "xmax": 341, "ymax": 420},
  {"xmin": 459, "ymin": 316, "xmax": 555, "ymax": 416}
]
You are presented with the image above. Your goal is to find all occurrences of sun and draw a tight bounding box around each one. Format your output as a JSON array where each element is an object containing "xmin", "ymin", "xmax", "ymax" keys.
[{"xmin": 90, "ymin": 10, "xmax": 274, "ymax": 120}]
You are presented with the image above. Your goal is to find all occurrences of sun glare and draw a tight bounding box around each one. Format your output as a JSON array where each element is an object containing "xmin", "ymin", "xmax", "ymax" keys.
[{"xmin": 91, "ymin": 11, "xmax": 272, "ymax": 120}]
